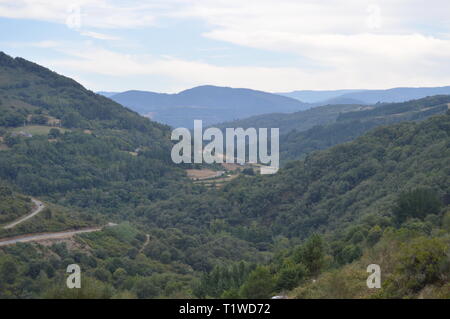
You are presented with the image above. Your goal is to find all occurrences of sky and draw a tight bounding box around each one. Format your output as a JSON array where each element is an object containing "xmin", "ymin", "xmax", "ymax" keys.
[{"xmin": 1, "ymin": 0, "xmax": 450, "ymax": 93}]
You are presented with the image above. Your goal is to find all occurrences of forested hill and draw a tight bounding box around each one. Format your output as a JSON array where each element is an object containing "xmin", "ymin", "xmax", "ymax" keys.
[
  {"xmin": 0, "ymin": 51, "xmax": 170, "ymax": 136},
  {"xmin": 132, "ymin": 112, "xmax": 449, "ymax": 298},
  {"xmin": 216, "ymin": 103, "xmax": 364, "ymax": 135},
  {"xmin": 0, "ymin": 52, "xmax": 183, "ymax": 214},
  {"xmin": 280, "ymin": 95, "xmax": 450, "ymax": 161},
  {"xmin": 216, "ymin": 95, "xmax": 449, "ymax": 163},
  {"xmin": 0, "ymin": 52, "xmax": 448, "ymax": 299},
  {"xmin": 217, "ymin": 95, "xmax": 449, "ymax": 136},
  {"xmin": 146, "ymin": 112, "xmax": 450, "ymax": 242}
]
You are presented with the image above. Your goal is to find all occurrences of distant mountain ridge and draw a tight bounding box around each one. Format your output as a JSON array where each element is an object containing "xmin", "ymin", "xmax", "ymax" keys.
[
  {"xmin": 278, "ymin": 89, "xmax": 364, "ymax": 103},
  {"xmin": 97, "ymin": 91, "xmax": 119, "ymax": 98},
  {"xmin": 279, "ymin": 86, "xmax": 450, "ymax": 105},
  {"xmin": 100, "ymin": 85, "xmax": 450, "ymax": 129},
  {"xmin": 100, "ymin": 85, "xmax": 310, "ymax": 128}
]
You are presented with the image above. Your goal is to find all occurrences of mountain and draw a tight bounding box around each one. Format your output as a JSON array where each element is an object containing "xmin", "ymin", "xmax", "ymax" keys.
[
  {"xmin": 218, "ymin": 95, "xmax": 450, "ymax": 163},
  {"xmin": 279, "ymin": 89, "xmax": 364, "ymax": 103},
  {"xmin": 280, "ymin": 86, "xmax": 450, "ymax": 105},
  {"xmin": 0, "ymin": 52, "xmax": 448, "ymax": 299},
  {"xmin": 280, "ymin": 95, "xmax": 450, "ymax": 161},
  {"xmin": 154, "ymin": 112, "xmax": 450, "ymax": 298},
  {"xmin": 0, "ymin": 52, "xmax": 170, "ymax": 135},
  {"xmin": 106, "ymin": 85, "xmax": 310, "ymax": 128},
  {"xmin": 321, "ymin": 96, "xmax": 365, "ymax": 105},
  {"xmin": 338, "ymin": 86, "xmax": 450, "ymax": 104},
  {"xmin": 97, "ymin": 91, "xmax": 119, "ymax": 98},
  {"xmin": 0, "ymin": 51, "xmax": 179, "ymax": 203},
  {"xmin": 217, "ymin": 103, "xmax": 365, "ymax": 135},
  {"xmin": 0, "ymin": 52, "xmax": 265, "ymax": 298}
]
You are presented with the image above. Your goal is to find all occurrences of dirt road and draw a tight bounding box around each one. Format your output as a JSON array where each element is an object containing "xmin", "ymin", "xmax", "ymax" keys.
[
  {"xmin": 3, "ymin": 198, "xmax": 45, "ymax": 229},
  {"xmin": 0, "ymin": 226, "xmax": 107, "ymax": 247}
]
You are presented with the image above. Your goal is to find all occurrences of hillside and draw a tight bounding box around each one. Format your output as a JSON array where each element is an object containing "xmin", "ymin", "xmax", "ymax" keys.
[
  {"xmin": 0, "ymin": 53, "xmax": 266, "ymax": 298},
  {"xmin": 0, "ymin": 51, "xmax": 184, "ymax": 215},
  {"xmin": 148, "ymin": 112, "xmax": 450, "ymax": 298},
  {"xmin": 216, "ymin": 103, "xmax": 364, "ymax": 134},
  {"xmin": 0, "ymin": 53, "xmax": 448, "ymax": 299},
  {"xmin": 219, "ymin": 95, "xmax": 450, "ymax": 163},
  {"xmin": 106, "ymin": 86, "xmax": 310, "ymax": 128},
  {"xmin": 0, "ymin": 180, "xmax": 31, "ymax": 225},
  {"xmin": 195, "ymin": 113, "xmax": 450, "ymax": 298},
  {"xmin": 150, "ymin": 112, "xmax": 450, "ymax": 241},
  {"xmin": 280, "ymin": 95, "xmax": 450, "ymax": 161}
]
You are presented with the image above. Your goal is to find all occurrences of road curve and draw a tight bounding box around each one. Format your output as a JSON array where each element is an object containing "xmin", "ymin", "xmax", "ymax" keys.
[
  {"xmin": 0, "ymin": 226, "xmax": 105, "ymax": 247},
  {"xmin": 3, "ymin": 198, "xmax": 46, "ymax": 229}
]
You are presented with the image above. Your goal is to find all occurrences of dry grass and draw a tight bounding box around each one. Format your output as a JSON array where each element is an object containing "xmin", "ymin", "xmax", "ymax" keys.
[
  {"xmin": 222, "ymin": 163, "xmax": 242, "ymax": 171},
  {"xmin": 186, "ymin": 169, "xmax": 225, "ymax": 180},
  {"xmin": 11, "ymin": 125, "xmax": 68, "ymax": 136}
]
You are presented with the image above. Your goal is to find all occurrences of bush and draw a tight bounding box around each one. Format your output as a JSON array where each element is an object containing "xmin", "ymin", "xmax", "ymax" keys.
[
  {"xmin": 133, "ymin": 277, "xmax": 160, "ymax": 299},
  {"xmin": 381, "ymin": 237, "xmax": 449, "ymax": 297},
  {"xmin": 293, "ymin": 234, "xmax": 325, "ymax": 277},
  {"xmin": 0, "ymin": 259, "xmax": 18, "ymax": 284},
  {"xmin": 367, "ymin": 225, "xmax": 383, "ymax": 246},
  {"xmin": 275, "ymin": 263, "xmax": 307, "ymax": 291},
  {"xmin": 240, "ymin": 266, "xmax": 275, "ymax": 299},
  {"xmin": 242, "ymin": 168, "xmax": 255, "ymax": 176},
  {"xmin": 48, "ymin": 128, "xmax": 61, "ymax": 139}
]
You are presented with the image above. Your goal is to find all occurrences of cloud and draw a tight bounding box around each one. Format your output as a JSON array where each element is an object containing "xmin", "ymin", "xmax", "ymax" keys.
[
  {"xmin": 28, "ymin": 40, "xmax": 450, "ymax": 92},
  {"xmin": 172, "ymin": 0, "xmax": 450, "ymax": 89},
  {"xmin": 3, "ymin": 0, "xmax": 450, "ymax": 91},
  {"xmin": 0, "ymin": 0, "xmax": 167, "ymax": 29},
  {"xmin": 80, "ymin": 31, "xmax": 120, "ymax": 40}
]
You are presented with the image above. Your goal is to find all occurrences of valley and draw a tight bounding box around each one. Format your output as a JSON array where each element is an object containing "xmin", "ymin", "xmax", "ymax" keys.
[{"xmin": 0, "ymin": 52, "xmax": 448, "ymax": 299}]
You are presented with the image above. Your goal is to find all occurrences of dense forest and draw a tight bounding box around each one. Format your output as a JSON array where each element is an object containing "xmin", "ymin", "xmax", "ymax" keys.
[
  {"xmin": 218, "ymin": 95, "xmax": 449, "ymax": 163},
  {"xmin": 0, "ymin": 52, "xmax": 449, "ymax": 299}
]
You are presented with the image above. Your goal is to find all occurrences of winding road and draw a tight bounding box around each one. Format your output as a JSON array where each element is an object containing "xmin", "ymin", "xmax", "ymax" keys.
[
  {"xmin": 0, "ymin": 225, "xmax": 114, "ymax": 247},
  {"xmin": 3, "ymin": 198, "xmax": 45, "ymax": 229},
  {"xmin": 0, "ymin": 198, "xmax": 118, "ymax": 247}
]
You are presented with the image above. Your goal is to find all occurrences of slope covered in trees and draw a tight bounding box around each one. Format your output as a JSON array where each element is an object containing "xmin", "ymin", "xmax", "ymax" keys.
[
  {"xmin": 0, "ymin": 51, "xmax": 185, "ymax": 216},
  {"xmin": 0, "ymin": 52, "xmax": 170, "ymax": 134},
  {"xmin": 217, "ymin": 95, "xmax": 449, "ymax": 163},
  {"xmin": 0, "ymin": 53, "xmax": 448, "ymax": 299},
  {"xmin": 0, "ymin": 181, "xmax": 31, "ymax": 224},
  {"xmin": 216, "ymin": 103, "xmax": 364, "ymax": 135},
  {"xmin": 191, "ymin": 113, "xmax": 450, "ymax": 298},
  {"xmin": 280, "ymin": 95, "xmax": 449, "ymax": 161},
  {"xmin": 0, "ymin": 110, "xmax": 448, "ymax": 298}
]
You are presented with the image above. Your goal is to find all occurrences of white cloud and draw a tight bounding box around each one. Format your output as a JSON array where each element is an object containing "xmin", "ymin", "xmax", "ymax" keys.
[
  {"xmin": 3, "ymin": 0, "xmax": 450, "ymax": 90},
  {"xmin": 172, "ymin": 0, "xmax": 450, "ymax": 90},
  {"xmin": 28, "ymin": 41, "xmax": 450, "ymax": 92},
  {"xmin": 80, "ymin": 31, "xmax": 120, "ymax": 40},
  {"xmin": 0, "ymin": 0, "xmax": 167, "ymax": 29}
]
